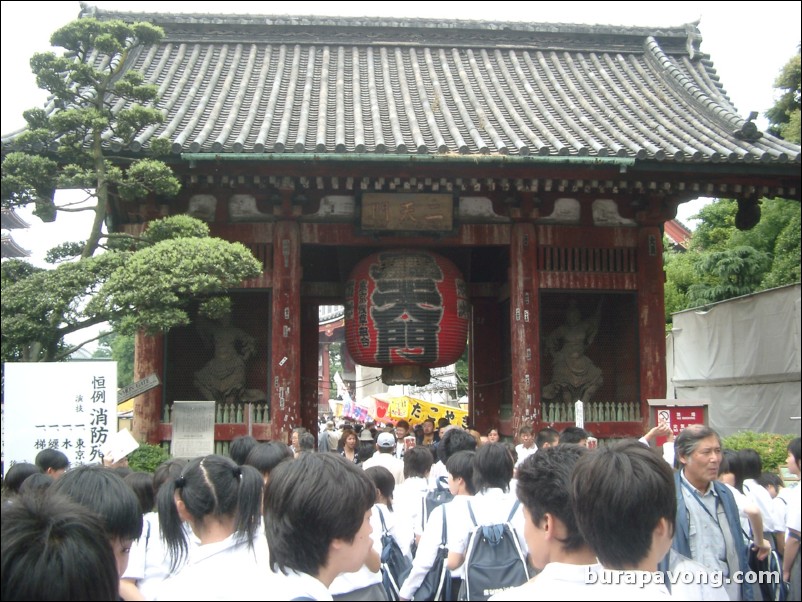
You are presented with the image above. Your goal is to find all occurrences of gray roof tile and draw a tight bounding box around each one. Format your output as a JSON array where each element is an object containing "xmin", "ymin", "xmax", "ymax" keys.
[{"xmin": 5, "ymin": 11, "xmax": 801, "ymax": 166}]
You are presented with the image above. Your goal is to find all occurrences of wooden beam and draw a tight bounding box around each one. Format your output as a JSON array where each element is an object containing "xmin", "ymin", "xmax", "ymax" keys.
[{"xmin": 132, "ymin": 332, "xmax": 165, "ymax": 445}]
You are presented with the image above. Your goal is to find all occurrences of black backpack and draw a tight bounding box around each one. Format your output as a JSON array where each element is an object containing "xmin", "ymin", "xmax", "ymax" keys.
[
  {"xmin": 458, "ymin": 500, "xmax": 529, "ymax": 601},
  {"xmin": 422, "ymin": 477, "xmax": 454, "ymax": 525},
  {"xmin": 378, "ymin": 507, "xmax": 413, "ymax": 601},
  {"xmin": 411, "ymin": 507, "xmax": 452, "ymax": 601}
]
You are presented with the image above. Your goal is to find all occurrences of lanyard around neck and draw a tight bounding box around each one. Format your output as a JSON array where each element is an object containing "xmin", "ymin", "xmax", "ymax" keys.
[{"xmin": 680, "ymin": 475, "xmax": 720, "ymax": 523}]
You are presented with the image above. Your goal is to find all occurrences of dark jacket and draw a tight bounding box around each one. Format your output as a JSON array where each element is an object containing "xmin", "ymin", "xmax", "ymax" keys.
[{"xmin": 670, "ymin": 471, "xmax": 753, "ymax": 601}]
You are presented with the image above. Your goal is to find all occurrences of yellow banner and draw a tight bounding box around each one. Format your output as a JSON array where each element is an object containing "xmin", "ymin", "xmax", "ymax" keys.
[{"xmin": 388, "ymin": 396, "xmax": 468, "ymax": 428}]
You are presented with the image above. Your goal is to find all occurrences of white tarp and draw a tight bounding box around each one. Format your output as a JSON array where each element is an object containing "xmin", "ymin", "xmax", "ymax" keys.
[{"xmin": 667, "ymin": 284, "xmax": 801, "ymax": 436}]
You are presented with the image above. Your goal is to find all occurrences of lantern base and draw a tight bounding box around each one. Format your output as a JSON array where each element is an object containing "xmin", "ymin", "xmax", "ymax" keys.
[{"xmin": 381, "ymin": 365, "xmax": 431, "ymax": 386}]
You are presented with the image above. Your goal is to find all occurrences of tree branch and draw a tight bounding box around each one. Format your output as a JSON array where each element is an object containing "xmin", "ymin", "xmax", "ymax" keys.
[
  {"xmin": 51, "ymin": 330, "xmax": 109, "ymax": 362},
  {"xmin": 57, "ymin": 314, "xmax": 111, "ymax": 338}
]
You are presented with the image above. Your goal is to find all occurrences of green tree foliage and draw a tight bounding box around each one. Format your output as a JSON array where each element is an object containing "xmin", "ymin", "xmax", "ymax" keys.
[
  {"xmin": 1, "ymin": 18, "xmax": 178, "ymax": 258},
  {"xmin": 2, "ymin": 215, "xmax": 262, "ymax": 362},
  {"xmin": 766, "ymin": 50, "xmax": 801, "ymax": 143},
  {"xmin": 1, "ymin": 19, "xmax": 263, "ymax": 362},
  {"xmin": 665, "ymin": 197, "xmax": 800, "ymax": 323},
  {"xmin": 685, "ymin": 246, "xmax": 772, "ymax": 306},
  {"xmin": 663, "ymin": 248, "xmax": 700, "ymax": 318}
]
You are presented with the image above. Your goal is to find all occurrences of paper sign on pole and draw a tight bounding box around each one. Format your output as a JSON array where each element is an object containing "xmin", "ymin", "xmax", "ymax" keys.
[
  {"xmin": 99, "ymin": 428, "xmax": 140, "ymax": 464},
  {"xmin": 171, "ymin": 400, "xmax": 215, "ymax": 458},
  {"xmin": 575, "ymin": 400, "xmax": 584, "ymax": 428}
]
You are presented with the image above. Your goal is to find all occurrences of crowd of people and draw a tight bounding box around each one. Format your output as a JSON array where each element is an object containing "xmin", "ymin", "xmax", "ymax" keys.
[{"xmin": 1, "ymin": 420, "xmax": 799, "ymax": 602}]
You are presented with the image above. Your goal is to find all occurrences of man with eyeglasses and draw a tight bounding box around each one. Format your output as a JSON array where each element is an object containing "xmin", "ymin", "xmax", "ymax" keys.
[{"xmin": 671, "ymin": 424, "xmax": 760, "ymax": 600}]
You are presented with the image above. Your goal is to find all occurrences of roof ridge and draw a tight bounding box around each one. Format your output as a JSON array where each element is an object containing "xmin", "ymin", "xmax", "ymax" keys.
[{"xmin": 82, "ymin": 6, "xmax": 695, "ymax": 37}]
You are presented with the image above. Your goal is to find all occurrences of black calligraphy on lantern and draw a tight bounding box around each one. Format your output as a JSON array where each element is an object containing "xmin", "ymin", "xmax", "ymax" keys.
[{"xmin": 369, "ymin": 252, "xmax": 444, "ymax": 364}]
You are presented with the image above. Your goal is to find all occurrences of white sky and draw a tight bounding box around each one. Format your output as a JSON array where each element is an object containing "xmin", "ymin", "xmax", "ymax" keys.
[{"xmin": 2, "ymin": 0, "xmax": 801, "ymax": 262}]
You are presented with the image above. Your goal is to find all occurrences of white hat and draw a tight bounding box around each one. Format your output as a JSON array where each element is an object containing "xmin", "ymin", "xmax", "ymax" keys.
[
  {"xmin": 358, "ymin": 429, "xmax": 375, "ymax": 442},
  {"xmin": 377, "ymin": 432, "xmax": 396, "ymax": 448}
]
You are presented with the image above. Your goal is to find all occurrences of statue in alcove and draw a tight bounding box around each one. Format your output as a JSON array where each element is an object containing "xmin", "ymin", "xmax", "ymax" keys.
[
  {"xmin": 193, "ymin": 313, "xmax": 257, "ymax": 404},
  {"xmin": 542, "ymin": 300, "xmax": 604, "ymax": 405}
]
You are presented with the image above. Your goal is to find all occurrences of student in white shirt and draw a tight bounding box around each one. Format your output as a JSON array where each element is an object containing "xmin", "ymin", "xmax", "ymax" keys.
[
  {"xmin": 490, "ymin": 445, "xmax": 602, "ymax": 601},
  {"xmin": 266, "ymin": 452, "xmax": 376, "ymax": 601},
  {"xmin": 783, "ymin": 438, "xmax": 801, "ymax": 600},
  {"xmin": 400, "ymin": 450, "xmax": 476, "ymax": 600},
  {"xmin": 572, "ymin": 441, "xmax": 675, "ymax": 600},
  {"xmin": 330, "ymin": 466, "xmax": 399, "ymax": 600},
  {"xmin": 153, "ymin": 455, "xmax": 269, "ymax": 601},
  {"xmin": 446, "ymin": 443, "xmax": 528, "ymax": 574},
  {"xmin": 393, "ymin": 446, "xmax": 434, "ymax": 553},
  {"xmin": 121, "ymin": 459, "xmax": 189, "ymax": 601},
  {"xmin": 514, "ymin": 424, "xmax": 537, "ymax": 469}
]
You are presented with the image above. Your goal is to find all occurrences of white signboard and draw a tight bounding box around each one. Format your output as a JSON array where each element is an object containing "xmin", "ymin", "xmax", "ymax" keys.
[
  {"xmin": 171, "ymin": 400, "xmax": 215, "ymax": 459},
  {"xmin": 4, "ymin": 361, "xmax": 117, "ymax": 469},
  {"xmin": 117, "ymin": 373, "xmax": 160, "ymax": 404}
]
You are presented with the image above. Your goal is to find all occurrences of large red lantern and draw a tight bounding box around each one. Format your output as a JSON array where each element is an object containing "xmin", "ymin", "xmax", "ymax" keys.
[{"xmin": 344, "ymin": 250, "xmax": 470, "ymax": 385}]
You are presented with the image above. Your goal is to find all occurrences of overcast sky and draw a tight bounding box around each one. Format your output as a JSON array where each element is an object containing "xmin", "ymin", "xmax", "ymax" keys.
[{"xmin": 2, "ymin": 0, "xmax": 801, "ymax": 262}]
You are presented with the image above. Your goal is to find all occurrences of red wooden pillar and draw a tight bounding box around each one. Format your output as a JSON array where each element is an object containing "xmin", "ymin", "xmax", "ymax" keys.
[
  {"xmin": 301, "ymin": 300, "xmax": 320, "ymax": 436},
  {"xmin": 637, "ymin": 225, "xmax": 667, "ymax": 428},
  {"xmin": 319, "ymin": 343, "xmax": 331, "ymax": 409},
  {"xmin": 270, "ymin": 221, "xmax": 302, "ymax": 442},
  {"xmin": 469, "ymin": 298, "xmax": 504, "ymax": 434},
  {"xmin": 509, "ymin": 222, "xmax": 540, "ymax": 436},
  {"xmin": 132, "ymin": 331, "xmax": 164, "ymax": 444}
]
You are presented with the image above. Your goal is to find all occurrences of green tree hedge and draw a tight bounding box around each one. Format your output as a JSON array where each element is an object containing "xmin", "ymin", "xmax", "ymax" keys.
[
  {"xmin": 721, "ymin": 431, "xmax": 794, "ymax": 472},
  {"xmin": 127, "ymin": 443, "xmax": 170, "ymax": 473}
]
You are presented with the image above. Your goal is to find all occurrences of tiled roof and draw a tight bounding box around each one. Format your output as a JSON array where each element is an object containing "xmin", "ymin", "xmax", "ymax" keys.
[
  {"xmin": 1, "ymin": 208, "xmax": 30, "ymax": 230},
  {"xmin": 5, "ymin": 10, "xmax": 801, "ymax": 168},
  {"xmin": 1, "ymin": 233, "xmax": 30, "ymax": 258}
]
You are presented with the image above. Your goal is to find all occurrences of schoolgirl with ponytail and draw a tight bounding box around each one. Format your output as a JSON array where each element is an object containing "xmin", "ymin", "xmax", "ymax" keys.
[{"xmin": 154, "ymin": 454, "xmax": 271, "ymax": 600}]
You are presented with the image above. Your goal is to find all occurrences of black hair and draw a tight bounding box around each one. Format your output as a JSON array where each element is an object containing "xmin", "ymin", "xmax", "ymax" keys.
[
  {"xmin": 446, "ymin": 450, "xmax": 476, "ymax": 495},
  {"xmin": 559, "ymin": 426, "xmax": 589, "ymax": 445},
  {"xmin": 473, "ymin": 442, "xmax": 513, "ymax": 492},
  {"xmin": 572, "ymin": 440, "xmax": 676, "ymax": 569},
  {"xmin": 244, "ymin": 441, "xmax": 293, "ymax": 478},
  {"xmin": 516, "ymin": 445, "xmax": 588, "ymax": 553},
  {"xmin": 365, "ymin": 465, "xmax": 396, "ymax": 511},
  {"xmin": 358, "ymin": 440, "xmax": 376, "ymax": 462},
  {"xmin": 264, "ymin": 452, "xmax": 375, "ymax": 576},
  {"xmin": 504, "ymin": 441, "xmax": 518, "ymax": 466},
  {"xmin": 788, "ymin": 437, "xmax": 801, "ymax": 469},
  {"xmin": 396, "ymin": 420, "xmax": 410, "ymax": 430},
  {"xmin": 756, "ymin": 472, "xmax": 783, "ymax": 492},
  {"xmin": 518, "ymin": 424, "xmax": 534, "ymax": 436},
  {"xmin": 437, "ymin": 417, "xmax": 451, "ymax": 429},
  {"xmin": 153, "ymin": 458, "xmax": 189, "ymax": 496},
  {"xmin": 720, "ymin": 449, "xmax": 746, "ymax": 493},
  {"xmin": 437, "ymin": 428, "xmax": 478, "ymax": 464},
  {"xmin": 18, "ymin": 472, "xmax": 54, "ymax": 497},
  {"xmin": 157, "ymin": 454, "xmax": 263, "ymax": 571},
  {"xmin": 403, "ymin": 446, "xmax": 434, "ymax": 479},
  {"xmin": 125, "ymin": 471, "xmax": 156, "ymax": 514},
  {"xmin": 299, "ymin": 432, "xmax": 316, "ymax": 452},
  {"xmin": 34, "ymin": 448, "xmax": 70, "ymax": 473},
  {"xmin": 2, "ymin": 463, "xmax": 41, "ymax": 500},
  {"xmin": 51, "ymin": 464, "xmax": 143, "ymax": 543},
  {"xmin": 535, "ymin": 427, "xmax": 560, "ymax": 448},
  {"xmin": 1, "ymin": 492, "xmax": 119, "ymax": 601},
  {"xmin": 738, "ymin": 448, "xmax": 763, "ymax": 481},
  {"xmin": 229, "ymin": 435, "xmax": 258, "ymax": 466}
]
